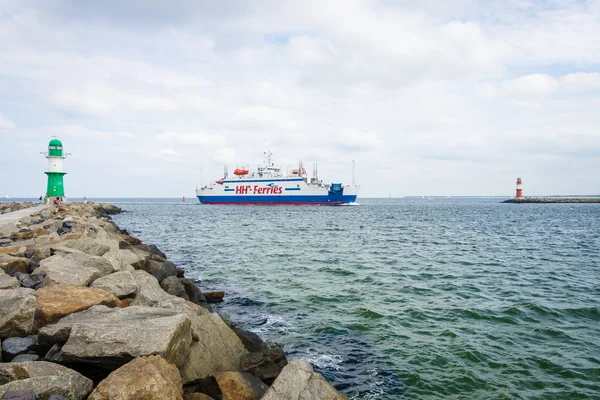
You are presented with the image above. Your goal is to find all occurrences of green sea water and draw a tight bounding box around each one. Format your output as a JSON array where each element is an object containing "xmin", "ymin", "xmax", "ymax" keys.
[{"xmin": 111, "ymin": 198, "xmax": 600, "ymax": 399}]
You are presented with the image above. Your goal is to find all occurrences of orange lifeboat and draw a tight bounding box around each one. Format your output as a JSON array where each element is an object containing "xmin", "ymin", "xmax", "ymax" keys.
[
  {"xmin": 234, "ymin": 169, "xmax": 249, "ymax": 176},
  {"xmin": 291, "ymin": 168, "xmax": 306, "ymax": 175}
]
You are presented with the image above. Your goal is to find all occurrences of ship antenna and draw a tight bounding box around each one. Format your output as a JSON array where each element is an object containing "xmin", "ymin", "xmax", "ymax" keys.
[{"xmin": 352, "ymin": 160, "xmax": 355, "ymax": 185}]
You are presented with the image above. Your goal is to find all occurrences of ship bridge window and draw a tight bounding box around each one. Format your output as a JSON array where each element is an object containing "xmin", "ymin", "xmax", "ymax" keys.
[{"xmin": 225, "ymin": 186, "xmax": 229, "ymax": 188}]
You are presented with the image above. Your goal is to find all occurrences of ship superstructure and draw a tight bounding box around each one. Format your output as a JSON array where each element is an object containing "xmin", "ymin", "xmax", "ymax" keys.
[{"xmin": 195, "ymin": 152, "xmax": 359, "ymax": 205}]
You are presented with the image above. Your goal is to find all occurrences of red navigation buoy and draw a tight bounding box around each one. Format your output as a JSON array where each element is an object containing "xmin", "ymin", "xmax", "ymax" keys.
[{"xmin": 516, "ymin": 178, "xmax": 523, "ymax": 198}]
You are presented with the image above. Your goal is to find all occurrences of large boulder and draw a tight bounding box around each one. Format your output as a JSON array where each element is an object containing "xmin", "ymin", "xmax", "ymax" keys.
[
  {"xmin": 212, "ymin": 371, "xmax": 268, "ymax": 400},
  {"xmin": 38, "ymin": 305, "xmax": 192, "ymax": 370},
  {"xmin": 139, "ymin": 255, "xmax": 177, "ymax": 282},
  {"xmin": 161, "ymin": 276, "xmax": 190, "ymax": 301},
  {"xmin": 234, "ymin": 328, "xmax": 287, "ymax": 382},
  {"xmin": 0, "ymin": 271, "xmax": 20, "ymax": 289},
  {"xmin": 88, "ymin": 355, "xmax": 183, "ymax": 400},
  {"xmin": 33, "ymin": 255, "xmax": 101, "ymax": 287},
  {"xmin": 0, "ymin": 361, "xmax": 93, "ymax": 400},
  {"xmin": 0, "ymin": 288, "xmax": 36, "ymax": 338},
  {"xmin": 181, "ymin": 279, "xmax": 208, "ymax": 307},
  {"xmin": 261, "ymin": 359, "xmax": 348, "ymax": 400},
  {"xmin": 33, "ymin": 285, "xmax": 120, "ymax": 330},
  {"xmin": 61, "ymin": 237, "xmax": 112, "ymax": 257},
  {"xmin": 103, "ymin": 249, "xmax": 147, "ymax": 271},
  {"xmin": 181, "ymin": 314, "xmax": 249, "ymax": 384},
  {"xmin": 131, "ymin": 271, "xmax": 208, "ymax": 320},
  {"xmin": 90, "ymin": 271, "xmax": 138, "ymax": 299},
  {"xmin": 133, "ymin": 243, "xmax": 167, "ymax": 259},
  {"xmin": 0, "ymin": 257, "xmax": 29, "ymax": 276},
  {"xmin": 64, "ymin": 253, "xmax": 116, "ymax": 277}
]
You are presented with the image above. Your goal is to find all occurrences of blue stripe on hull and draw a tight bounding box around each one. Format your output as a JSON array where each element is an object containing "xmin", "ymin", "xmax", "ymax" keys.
[{"xmin": 197, "ymin": 194, "xmax": 357, "ymax": 204}]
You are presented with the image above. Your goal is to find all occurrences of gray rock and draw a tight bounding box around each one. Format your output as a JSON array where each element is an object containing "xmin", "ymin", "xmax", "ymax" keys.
[
  {"xmin": 0, "ymin": 361, "xmax": 93, "ymax": 400},
  {"xmin": 64, "ymin": 253, "xmax": 116, "ymax": 277},
  {"xmin": 11, "ymin": 354, "xmax": 41, "ymax": 363},
  {"xmin": 61, "ymin": 237, "xmax": 111, "ymax": 257},
  {"xmin": 110, "ymin": 248, "xmax": 148, "ymax": 270},
  {"xmin": 161, "ymin": 276, "xmax": 189, "ymax": 301},
  {"xmin": 2, "ymin": 336, "xmax": 37, "ymax": 361},
  {"xmin": 139, "ymin": 256, "xmax": 177, "ymax": 282},
  {"xmin": 14, "ymin": 273, "xmax": 45, "ymax": 289},
  {"xmin": 0, "ymin": 288, "xmax": 36, "ymax": 338},
  {"xmin": 33, "ymin": 256, "xmax": 101, "ymax": 287},
  {"xmin": 38, "ymin": 305, "xmax": 192, "ymax": 370},
  {"xmin": 181, "ymin": 313, "xmax": 249, "ymax": 384},
  {"xmin": 48, "ymin": 396, "xmax": 69, "ymax": 400},
  {"xmin": 234, "ymin": 328, "xmax": 288, "ymax": 381},
  {"xmin": 133, "ymin": 243, "xmax": 166, "ymax": 259},
  {"xmin": 130, "ymin": 271, "xmax": 209, "ymax": 340},
  {"xmin": 0, "ymin": 271, "xmax": 20, "ymax": 289},
  {"xmin": 261, "ymin": 359, "xmax": 348, "ymax": 400},
  {"xmin": 90, "ymin": 271, "xmax": 137, "ymax": 299},
  {"xmin": 181, "ymin": 279, "xmax": 208, "ymax": 306}
]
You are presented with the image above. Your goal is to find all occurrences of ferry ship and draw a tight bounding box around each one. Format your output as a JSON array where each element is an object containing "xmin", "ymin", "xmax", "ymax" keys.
[{"xmin": 195, "ymin": 152, "xmax": 359, "ymax": 205}]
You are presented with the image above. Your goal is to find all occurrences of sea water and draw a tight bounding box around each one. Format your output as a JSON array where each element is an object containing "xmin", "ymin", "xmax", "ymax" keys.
[{"xmin": 110, "ymin": 198, "xmax": 600, "ymax": 399}]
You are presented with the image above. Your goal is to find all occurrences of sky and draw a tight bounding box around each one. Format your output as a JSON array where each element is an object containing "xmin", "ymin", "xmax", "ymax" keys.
[{"xmin": 0, "ymin": 0, "xmax": 599, "ymax": 198}]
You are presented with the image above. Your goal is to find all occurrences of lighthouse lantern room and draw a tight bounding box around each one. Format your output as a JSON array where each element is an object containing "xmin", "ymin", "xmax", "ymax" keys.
[{"xmin": 42, "ymin": 137, "xmax": 69, "ymax": 199}]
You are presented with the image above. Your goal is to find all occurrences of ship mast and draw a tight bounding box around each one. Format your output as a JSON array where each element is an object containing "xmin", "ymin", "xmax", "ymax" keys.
[{"xmin": 352, "ymin": 160, "xmax": 355, "ymax": 185}]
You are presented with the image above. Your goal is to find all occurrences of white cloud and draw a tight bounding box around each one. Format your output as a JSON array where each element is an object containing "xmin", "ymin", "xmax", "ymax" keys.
[
  {"xmin": 561, "ymin": 73, "xmax": 600, "ymax": 92},
  {"xmin": 501, "ymin": 74, "xmax": 559, "ymax": 97},
  {"xmin": 157, "ymin": 132, "xmax": 226, "ymax": 146},
  {"xmin": 214, "ymin": 148, "xmax": 236, "ymax": 163},
  {"xmin": 0, "ymin": 113, "xmax": 16, "ymax": 129},
  {"xmin": 152, "ymin": 148, "xmax": 181, "ymax": 162}
]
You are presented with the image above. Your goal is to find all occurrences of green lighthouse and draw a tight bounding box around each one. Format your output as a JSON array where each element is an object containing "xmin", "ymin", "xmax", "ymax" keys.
[{"xmin": 43, "ymin": 137, "xmax": 68, "ymax": 198}]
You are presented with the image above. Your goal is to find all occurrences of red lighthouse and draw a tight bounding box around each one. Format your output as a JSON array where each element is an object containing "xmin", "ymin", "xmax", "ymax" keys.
[{"xmin": 516, "ymin": 178, "xmax": 523, "ymax": 198}]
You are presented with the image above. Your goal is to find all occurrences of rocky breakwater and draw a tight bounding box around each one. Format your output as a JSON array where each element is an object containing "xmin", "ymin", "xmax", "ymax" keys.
[
  {"xmin": 503, "ymin": 197, "xmax": 600, "ymax": 203},
  {"xmin": 0, "ymin": 202, "xmax": 347, "ymax": 400},
  {"xmin": 0, "ymin": 202, "xmax": 37, "ymax": 216}
]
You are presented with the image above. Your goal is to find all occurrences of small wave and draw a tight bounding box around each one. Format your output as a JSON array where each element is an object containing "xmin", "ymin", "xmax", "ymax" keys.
[
  {"xmin": 354, "ymin": 307, "xmax": 387, "ymax": 319},
  {"xmin": 303, "ymin": 353, "xmax": 345, "ymax": 370},
  {"xmin": 318, "ymin": 266, "xmax": 357, "ymax": 276},
  {"xmin": 562, "ymin": 306, "xmax": 600, "ymax": 320},
  {"xmin": 438, "ymin": 328, "xmax": 459, "ymax": 338},
  {"xmin": 250, "ymin": 314, "xmax": 290, "ymax": 334},
  {"xmin": 518, "ymin": 302, "xmax": 562, "ymax": 317}
]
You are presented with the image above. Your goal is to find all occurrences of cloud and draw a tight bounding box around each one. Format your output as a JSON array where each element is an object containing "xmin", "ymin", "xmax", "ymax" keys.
[
  {"xmin": 157, "ymin": 132, "xmax": 226, "ymax": 146},
  {"xmin": 0, "ymin": 113, "xmax": 16, "ymax": 129},
  {"xmin": 561, "ymin": 73, "xmax": 600, "ymax": 92},
  {"xmin": 335, "ymin": 130, "xmax": 382, "ymax": 152},
  {"xmin": 501, "ymin": 74, "xmax": 559, "ymax": 97},
  {"xmin": 152, "ymin": 148, "xmax": 181, "ymax": 162}
]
